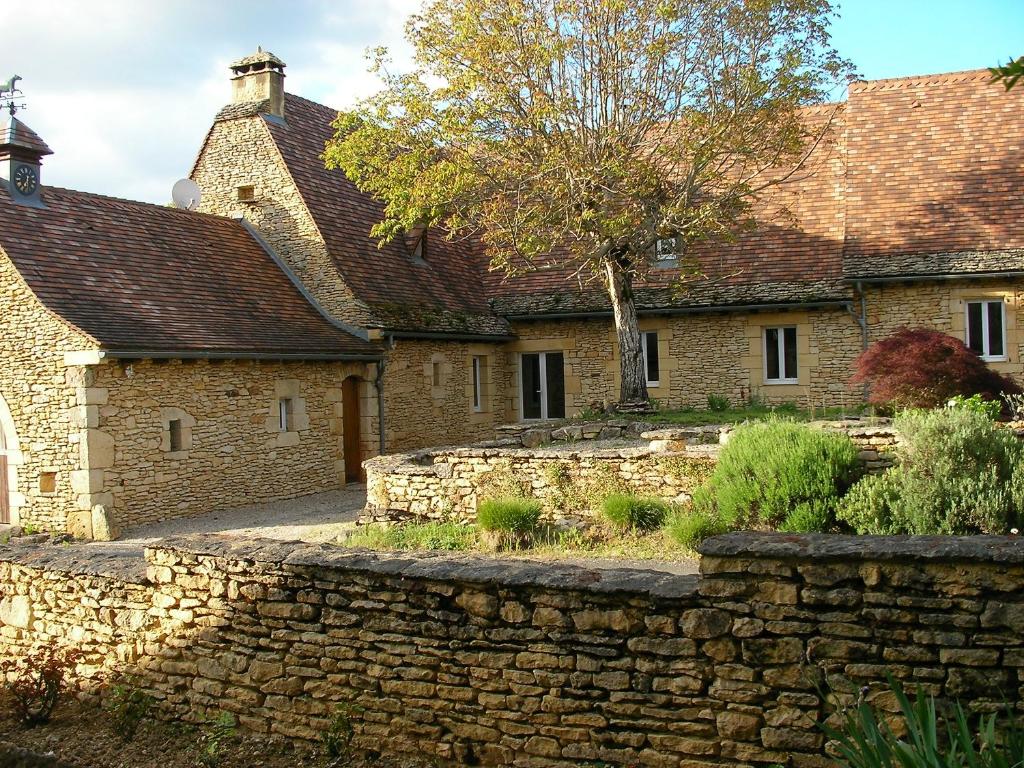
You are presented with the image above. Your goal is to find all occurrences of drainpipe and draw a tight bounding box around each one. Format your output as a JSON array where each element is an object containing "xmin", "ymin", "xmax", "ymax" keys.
[{"xmin": 374, "ymin": 338, "xmax": 391, "ymax": 455}]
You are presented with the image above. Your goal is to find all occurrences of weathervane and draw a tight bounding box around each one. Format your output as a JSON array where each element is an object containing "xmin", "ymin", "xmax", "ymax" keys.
[{"xmin": 0, "ymin": 75, "xmax": 26, "ymax": 116}]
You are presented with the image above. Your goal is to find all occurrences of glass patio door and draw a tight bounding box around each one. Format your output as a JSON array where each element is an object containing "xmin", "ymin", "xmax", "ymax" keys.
[{"xmin": 520, "ymin": 352, "xmax": 565, "ymax": 420}]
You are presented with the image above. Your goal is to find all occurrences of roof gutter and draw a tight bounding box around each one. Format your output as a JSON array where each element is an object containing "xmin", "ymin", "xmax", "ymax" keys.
[
  {"xmin": 383, "ymin": 330, "xmax": 517, "ymax": 342},
  {"xmin": 846, "ymin": 270, "xmax": 1024, "ymax": 285},
  {"xmin": 101, "ymin": 349, "xmax": 382, "ymax": 362},
  {"xmin": 505, "ymin": 300, "xmax": 851, "ymax": 321}
]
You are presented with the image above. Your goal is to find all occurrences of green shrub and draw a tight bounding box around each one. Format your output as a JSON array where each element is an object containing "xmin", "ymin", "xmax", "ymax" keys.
[
  {"xmin": 676, "ymin": 420, "xmax": 860, "ymax": 547},
  {"xmin": 838, "ymin": 408, "xmax": 1024, "ymax": 535},
  {"xmin": 0, "ymin": 643, "xmax": 82, "ymax": 726},
  {"xmin": 707, "ymin": 394, "xmax": 731, "ymax": 411},
  {"xmin": 600, "ymin": 494, "xmax": 670, "ymax": 532},
  {"xmin": 825, "ymin": 677, "xmax": 1024, "ymax": 768},
  {"xmin": 477, "ymin": 497, "xmax": 542, "ymax": 533},
  {"xmin": 105, "ymin": 680, "xmax": 154, "ymax": 742},
  {"xmin": 666, "ymin": 509, "xmax": 729, "ymax": 550},
  {"xmin": 947, "ymin": 393, "xmax": 1001, "ymax": 420}
]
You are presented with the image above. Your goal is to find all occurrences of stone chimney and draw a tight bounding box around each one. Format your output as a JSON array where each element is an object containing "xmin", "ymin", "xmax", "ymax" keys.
[{"xmin": 230, "ymin": 47, "xmax": 286, "ymax": 119}]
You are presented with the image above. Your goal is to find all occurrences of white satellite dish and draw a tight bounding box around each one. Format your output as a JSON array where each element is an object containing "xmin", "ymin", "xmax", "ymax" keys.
[{"xmin": 171, "ymin": 178, "xmax": 202, "ymax": 211}]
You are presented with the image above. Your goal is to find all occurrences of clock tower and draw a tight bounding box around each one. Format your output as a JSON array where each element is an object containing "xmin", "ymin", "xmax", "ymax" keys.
[{"xmin": 0, "ymin": 112, "xmax": 51, "ymax": 208}]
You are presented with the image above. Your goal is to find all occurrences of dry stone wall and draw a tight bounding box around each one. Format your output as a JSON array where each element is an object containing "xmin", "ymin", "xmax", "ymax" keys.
[{"xmin": 2, "ymin": 533, "xmax": 1024, "ymax": 767}]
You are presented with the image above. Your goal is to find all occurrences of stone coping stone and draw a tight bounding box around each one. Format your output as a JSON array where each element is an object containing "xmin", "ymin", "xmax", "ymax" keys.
[
  {"xmin": 0, "ymin": 540, "xmax": 148, "ymax": 582},
  {"xmin": 699, "ymin": 531, "xmax": 1024, "ymax": 565},
  {"xmin": 151, "ymin": 535, "xmax": 699, "ymax": 600}
]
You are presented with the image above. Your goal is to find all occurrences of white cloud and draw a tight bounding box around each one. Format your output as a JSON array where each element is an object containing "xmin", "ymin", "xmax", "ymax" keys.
[{"xmin": 4, "ymin": 0, "xmax": 421, "ymax": 203}]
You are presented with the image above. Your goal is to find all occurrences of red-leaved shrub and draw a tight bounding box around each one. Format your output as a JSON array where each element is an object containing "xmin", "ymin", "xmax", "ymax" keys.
[{"xmin": 851, "ymin": 327, "xmax": 1022, "ymax": 411}]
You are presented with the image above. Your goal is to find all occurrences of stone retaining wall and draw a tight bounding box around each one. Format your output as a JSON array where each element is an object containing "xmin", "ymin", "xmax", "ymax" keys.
[
  {"xmin": 363, "ymin": 419, "xmax": 899, "ymax": 524},
  {"xmin": 3, "ymin": 534, "xmax": 1024, "ymax": 766}
]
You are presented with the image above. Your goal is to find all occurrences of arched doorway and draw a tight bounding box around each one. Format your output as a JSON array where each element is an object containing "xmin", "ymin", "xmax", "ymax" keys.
[
  {"xmin": 0, "ymin": 394, "xmax": 19, "ymax": 525},
  {"xmin": 342, "ymin": 376, "xmax": 364, "ymax": 483}
]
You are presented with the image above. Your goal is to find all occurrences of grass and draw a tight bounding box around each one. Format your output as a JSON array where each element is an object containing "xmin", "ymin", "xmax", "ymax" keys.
[
  {"xmin": 641, "ymin": 403, "xmax": 866, "ymax": 426},
  {"xmin": 340, "ymin": 521, "xmax": 694, "ymax": 561}
]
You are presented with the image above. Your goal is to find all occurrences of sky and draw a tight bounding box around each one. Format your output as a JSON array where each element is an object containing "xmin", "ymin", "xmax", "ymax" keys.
[{"xmin": 3, "ymin": 0, "xmax": 1022, "ymax": 204}]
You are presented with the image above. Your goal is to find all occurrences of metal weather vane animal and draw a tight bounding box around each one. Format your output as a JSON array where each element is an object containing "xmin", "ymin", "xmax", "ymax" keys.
[{"xmin": 0, "ymin": 75, "xmax": 22, "ymax": 98}]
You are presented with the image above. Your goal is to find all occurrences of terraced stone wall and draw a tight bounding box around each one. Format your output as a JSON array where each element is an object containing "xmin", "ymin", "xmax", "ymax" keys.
[{"xmin": 3, "ymin": 533, "xmax": 1023, "ymax": 767}]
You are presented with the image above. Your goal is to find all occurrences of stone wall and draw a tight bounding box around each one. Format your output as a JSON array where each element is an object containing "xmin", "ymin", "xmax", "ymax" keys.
[
  {"xmin": 0, "ymin": 249, "xmax": 97, "ymax": 531},
  {"xmin": 364, "ymin": 419, "xmax": 899, "ymax": 523},
  {"xmin": 3, "ymin": 533, "xmax": 1024, "ymax": 767},
  {"xmin": 508, "ymin": 306, "xmax": 865, "ymax": 416},
  {"xmin": 382, "ymin": 339, "xmax": 510, "ymax": 452},
  {"xmin": 86, "ymin": 358, "xmax": 376, "ymax": 533}
]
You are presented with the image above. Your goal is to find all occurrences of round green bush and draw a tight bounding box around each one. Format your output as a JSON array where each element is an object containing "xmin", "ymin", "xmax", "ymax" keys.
[
  {"xmin": 476, "ymin": 497, "xmax": 543, "ymax": 533},
  {"xmin": 674, "ymin": 420, "xmax": 861, "ymax": 547},
  {"xmin": 837, "ymin": 408, "xmax": 1024, "ymax": 535},
  {"xmin": 600, "ymin": 493, "xmax": 670, "ymax": 532}
]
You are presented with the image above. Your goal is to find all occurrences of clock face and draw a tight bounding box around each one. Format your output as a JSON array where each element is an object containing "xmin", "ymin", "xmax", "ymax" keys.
[{"xmin": 13, "ymin": 164, "xmax": 38, "ymax": 196}]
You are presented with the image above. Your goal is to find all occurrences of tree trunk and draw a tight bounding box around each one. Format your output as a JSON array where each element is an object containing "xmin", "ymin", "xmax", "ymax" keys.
[{"xmin": 604, "ymin": 255, "xmax": 648, "ymax": 406}]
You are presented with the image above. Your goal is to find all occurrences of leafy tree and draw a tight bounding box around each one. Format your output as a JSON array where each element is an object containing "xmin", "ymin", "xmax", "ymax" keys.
[
  {"xmin": 326, "ymin": 0, "xmax": 852, "ymax": 406},
  {"xmin": 990, "ymin": 56, "xmax": 1024, "ymax": 90},
  {"xmin": 850, "ymin": 327, "xmax": 1022, "ymax": 412}
]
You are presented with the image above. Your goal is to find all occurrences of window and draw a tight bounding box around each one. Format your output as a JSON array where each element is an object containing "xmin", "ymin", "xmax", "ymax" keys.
[
  {"xmin": 966, "ymin": 300, "xmax": 1006, "ymax": 360},
  {"xmin": 641, "ymin": 331, "xmax": 660, "ymax": 387},
  {"xmin": 520, "ymin": 352, "xmax": 565, "ymax": 420},
  {"xmin": 236, "ymin": 185, "xmax": 256, "ymax": 202},
  {"xmin": 168, "ymin": 419, "xmax": 183, "ymax": 452},
  {"xmin": 764, "ymin": 326, "xmax": 798, "ymax": 383},
  {"xmin": 654, "ymin": 236, "xmax": 681, "ymax": 263},
  {"xmin": 432, "ymin": 361, "xmax": 442, "ymax": 387},
  {"xmin": 279, "ymin": 398, "xmax": 294, "ymax": 432},
  {"xmin": 413, "ymin": 233, "xmax": 426, "ymax": 261},
  {"xmin": 472, "ymin": 356, "xmax": 485, "ymax": 412}
]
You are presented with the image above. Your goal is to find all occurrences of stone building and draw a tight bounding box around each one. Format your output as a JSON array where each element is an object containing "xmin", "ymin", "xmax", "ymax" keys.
[
  {"xmin": 0, "ymin": 112, "xmax": 381, "ymax": 536},
  {"xmin": 2, "ymin": 50, "xmax": 1023, "ymax": 536}
]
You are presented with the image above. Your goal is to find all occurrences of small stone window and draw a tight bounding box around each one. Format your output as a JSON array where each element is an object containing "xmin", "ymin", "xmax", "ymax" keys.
[
  {"xmin": 39, "ymin": 472, "xmax": 57, "ymax": 495},
  {"xmin": 279, "ymin": 398, "xmax": 295, "ymax": 432},
  {"xmin": 237, "ymin": 185, "xmax": 256, "ymax": 202},
  {"xmin": 168, "ymin": 419, "xmax": 183, "ymax": 452},
  {"xmin": 641, "ymin": 331, "xmax": 660, "ymax": 387},
  {"xmin": 432, "ymin": 362, "xmax": 442, "ymax": 388},
  {"xmin": 472, "ymin": 356, "xmax": 486, "ymax": 412}
]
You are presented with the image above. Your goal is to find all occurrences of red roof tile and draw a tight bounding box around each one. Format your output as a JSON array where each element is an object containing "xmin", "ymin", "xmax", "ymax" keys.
[
  {"xmin": 265, "ymin": 94, "xmax": 509, "ymax": 336},
  {"xmin": 0, "ymin": 186, "xmax": 381, "ymax": 359}
]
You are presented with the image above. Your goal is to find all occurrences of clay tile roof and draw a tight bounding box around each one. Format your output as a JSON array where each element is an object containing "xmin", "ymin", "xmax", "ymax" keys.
[
  {"xmin": 842, "ymin": 69, "xmax": 1024, "ymax": 278},
  {"xmin": 0, "ymin": 114, "xmax": 53, "ymax": 156},
  {"xmin": 263, "ymin": 94, "xmax": 510, "ymax": 337},
  {"xmin": 0, "ymin": 186, "xmax": 381, "ymax": 359}
]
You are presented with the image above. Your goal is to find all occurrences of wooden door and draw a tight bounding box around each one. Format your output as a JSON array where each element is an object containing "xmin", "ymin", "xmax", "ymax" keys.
[{"xmin": 342, "ymin": 377, "xmax": 364, "ymax": 483}]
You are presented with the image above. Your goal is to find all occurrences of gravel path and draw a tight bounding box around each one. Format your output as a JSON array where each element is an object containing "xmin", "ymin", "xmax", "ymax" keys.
[{"xmin": 114, "ymin": 486, "xmax": 366, "ymax": 546}]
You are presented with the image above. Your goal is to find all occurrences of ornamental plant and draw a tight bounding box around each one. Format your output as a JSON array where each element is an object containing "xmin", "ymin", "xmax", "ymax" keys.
[
  {"xmin": 0, "ymin": 643, "xmax": 83, "ymax": 726},
  {"xmin": 837, "ymin": 408, "xmax": 1024, "ymax": 535},
  {"xmin": 476, "ymin": 497, "xmax": 542, "ymax": 534},
  {"xmin": 670, "ymin": 420, "xmax": 860, "ymax": 547},
  {"xmin": 851, "ymin": 327, "xmax": 1021, "ymax": 412},
  {"xmin": 600, "ymin": 493, "xmax": 670, "ymax": 533}
]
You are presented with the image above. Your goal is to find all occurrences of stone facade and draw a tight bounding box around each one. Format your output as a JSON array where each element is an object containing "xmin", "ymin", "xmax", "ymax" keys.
[
  {"xmin": 80, "ymin": 358, "xmax": 377, "ymax": 532},
  {"xmin": 0, "ymin": 250, "xmax": 96, "ymax": 530},
  {"xmin": 2, "ymin": 532, "xmax": 1024, "ymax": 766}
]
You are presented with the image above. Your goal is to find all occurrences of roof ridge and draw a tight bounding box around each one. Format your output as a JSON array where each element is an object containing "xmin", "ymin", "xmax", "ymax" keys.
[
  {"xmin": 41, "ymin": 185, "xmax": 241, "ymax": 223},
  {"xmin": 849, "ymin": 67, "xmax": 993, "ymax": 93}
]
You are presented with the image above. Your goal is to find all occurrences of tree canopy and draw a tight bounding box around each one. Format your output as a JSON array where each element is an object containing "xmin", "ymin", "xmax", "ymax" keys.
[{"xmin": 326, "ymin": 0, "xmax": 852, "ymax": 405}]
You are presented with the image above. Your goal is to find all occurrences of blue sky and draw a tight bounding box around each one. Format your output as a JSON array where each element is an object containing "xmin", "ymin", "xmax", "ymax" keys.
[{"xmin": 3, "ymin": 0, "xmax": 1022, "ymax": 204}]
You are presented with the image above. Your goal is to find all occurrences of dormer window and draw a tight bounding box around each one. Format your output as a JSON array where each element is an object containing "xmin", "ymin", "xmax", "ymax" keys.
[
  {"xmin": 654, "ymin": 235, "xmax": 681, "ymax": 264},
  {"xmin": 413, "ymin": 233, "xmax": 426, "ymax": 262}
]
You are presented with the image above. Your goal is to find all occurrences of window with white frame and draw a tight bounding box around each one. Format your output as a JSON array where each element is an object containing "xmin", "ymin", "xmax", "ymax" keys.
[
  {"xmin": 654, "ymin": 236, "xmax": 681, "ymax": 263},
  {"xmin": 764, "ymin": 326, "xmax": 798, "ymax": 383},
  {"xmin": 640, "ymin": 331, "xmax": 660, "ymax": 386},
  {"xmin": 278, "ymin": 398, "xmax": 294, "ymax": 432},
  {"xmin": 472, "ymin": 355, "xmax": 486, "ymax": 412},
  {"xmin": 966, "ymin": 300, "xmax": 1007, "ymax": 360}
]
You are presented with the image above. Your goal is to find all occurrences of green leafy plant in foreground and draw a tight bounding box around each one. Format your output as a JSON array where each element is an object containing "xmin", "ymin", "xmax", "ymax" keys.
[
  {"xmin": 0, "ymin": 643, "xmax": 82, "ymax": 726},
  {"xmin": 826, "ymin": 678, "xmax": 1024, "ymax": 768},
  {"xmin": 344, "ymin": 521, "xmax": 476, "ymax": 551},
  {"xmin": 601, "ymin": 493, "xmax": 670, "ymax": 532},
  {"xmin": 105, "ymin": 680, "xmax": 155, "ymax": 742},
  {"xmin": 322, "ymin": 702, "xmax": 364, "ymax": 764},
  {"xmin": 196, "ymin": 711, "xmax": 236, "ymax": 768}
]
